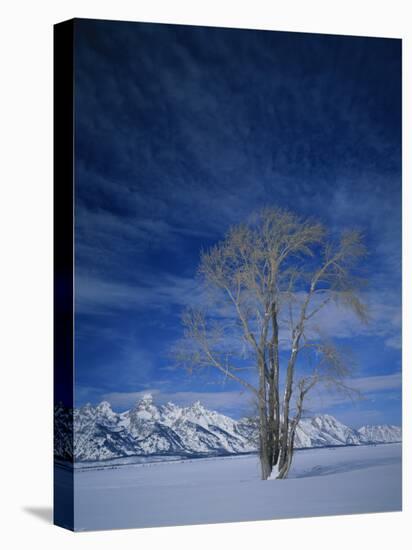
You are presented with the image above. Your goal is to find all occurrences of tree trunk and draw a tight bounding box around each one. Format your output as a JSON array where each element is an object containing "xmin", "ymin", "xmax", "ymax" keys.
[
  {"xmin": 259, "ymin": 434, "xmax": 272, "ymax": 480},
  {"xmin": 278, "ymin": 361, "xmax": 294, "ymax": 470},
  {"xmin": 258, "ymin": 398, "xmax": 272, "ymax": 479},
  {"xmin": 277, "ymin": 431, "xmax": 295, "ymax": 479},
  {"xmin": 278, "ymin": 330, "xmax": 302, "ymax": 472},
  {"xmin": 258, "ymin": 355, "xmax": 272, "ymax": 480},
  {"xmin": 277, "ymin": 385, "xmax": 305, "ymax": 479},
  {"xmin": 268, "ymin": 305, "xmax": 280, "ymax": 468}
]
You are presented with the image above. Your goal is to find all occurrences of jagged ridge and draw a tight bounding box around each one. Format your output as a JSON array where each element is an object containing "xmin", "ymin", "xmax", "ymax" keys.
[{"xmin": 54, "ymin": 394, "xmax": 402, "ymax": 462}]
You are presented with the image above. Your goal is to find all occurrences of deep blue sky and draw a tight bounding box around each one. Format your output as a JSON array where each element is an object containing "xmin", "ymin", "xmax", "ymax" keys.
[{"xmin": 74, "ymin": 19, "xmax": 401, "ymax": 428}]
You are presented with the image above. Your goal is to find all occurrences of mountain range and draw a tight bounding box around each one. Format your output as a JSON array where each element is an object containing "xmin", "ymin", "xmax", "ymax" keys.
[{"xmin": 54, "ymin": 393, "xmax": 402, "ymax": 462}]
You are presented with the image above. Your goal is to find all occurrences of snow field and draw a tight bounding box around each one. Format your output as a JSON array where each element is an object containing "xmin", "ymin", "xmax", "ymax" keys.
[{"xmin": 64, "ymin": 443, "xmax": 402, "ymax": 530}]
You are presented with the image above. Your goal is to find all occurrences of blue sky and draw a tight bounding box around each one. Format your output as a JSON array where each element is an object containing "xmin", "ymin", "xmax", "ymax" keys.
[{"xmin": 74, "ymin": 19, "xmax": 401, "ymax": 428}]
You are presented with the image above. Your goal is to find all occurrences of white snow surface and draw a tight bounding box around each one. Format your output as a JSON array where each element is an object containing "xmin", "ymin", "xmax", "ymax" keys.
[{"xmin": 66, "ymin": 443, "xmax": 401, "ymax": 531}]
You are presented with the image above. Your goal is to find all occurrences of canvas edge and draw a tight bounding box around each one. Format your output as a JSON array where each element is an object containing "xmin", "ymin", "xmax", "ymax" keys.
[{"xmin": 53, "ymin": 18, "xmax": 75, "ymax": 532}]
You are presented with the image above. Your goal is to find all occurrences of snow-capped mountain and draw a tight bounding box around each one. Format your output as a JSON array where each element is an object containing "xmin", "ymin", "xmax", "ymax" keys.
[
  {"xmin": 69, "ymin": 394, "xmax": 254, "ymax": 461},
  {"xmin": 54, "ymin": 394, "xmax": 402, "ymax": 462},
  {"xmin": 294, "ymin": 415, "xmax": 363, "ymax": 448},
  {"xmin": 358, "ymin": 424, "xmax": 402, "ymax": 444}
]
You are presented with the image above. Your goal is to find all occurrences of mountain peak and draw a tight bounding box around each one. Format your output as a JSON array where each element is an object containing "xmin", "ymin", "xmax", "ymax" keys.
[
  {"xmin": 140, "ymin": 393, "xmax": 154, "ymax": 403},
  {"xmin": 188, "ymin": 400, "xmax": 208, "ymax": 415},
  {"xmin": 131, "ymin": 393, "xmax": 156, "ymax": 410},
  {"xmin": 95, "ymin": 401, "xmax": 115, "ymax": 418},
  {"xmin": 96, "ymin": 400, "xmax": 112, "ymax": 411},
  {"xmin": 163, "ymin": 401, "xmax": 179, "ymax": 410},
  {"xmin": 128, "ymin": 393, "xmax": 159, "ymax": 422}
]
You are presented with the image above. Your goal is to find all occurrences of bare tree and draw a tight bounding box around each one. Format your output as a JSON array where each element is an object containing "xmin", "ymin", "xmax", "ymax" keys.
[{"xmin": 176, "ymin": 207, "xmax": 368, "ymax": 480}]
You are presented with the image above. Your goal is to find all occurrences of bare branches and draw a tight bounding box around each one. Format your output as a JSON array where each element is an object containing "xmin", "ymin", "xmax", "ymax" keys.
[
  {"xmin": 222, "ymin": 285, "xmax": 260, "ymax": 353},
  {"xmin": 176, "ymin": 308, "xmax": 258, "ymax": 397},
  {"xmin": 304, "ymin": 294, "xmax": 333, "ymax": 321},
  {"xmin": 285, "ymin": 227, "xmax": 368, "ymax": 352},
  {"xmin": 296, "ymin": 338, "xmax": 362, "ymax": 410},
  {"xmin": 176, "ymin": 206, "xmax": 369, "ymax": 480}
]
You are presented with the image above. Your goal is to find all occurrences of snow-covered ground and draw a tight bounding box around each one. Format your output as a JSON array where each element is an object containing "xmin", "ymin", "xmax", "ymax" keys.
[{"xmin": 61, "ymin": 443, "xmax": 401, "ymax": 531}]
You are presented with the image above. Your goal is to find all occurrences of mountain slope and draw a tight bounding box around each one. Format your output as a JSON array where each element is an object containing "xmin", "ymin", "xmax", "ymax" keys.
[
  {"xmin": 54, "ymin": 394, "xmax": 402, "ymax": 462},
  {"xmin": 358, "ymin": 424, "xmax": 402, "ymax": 444}
]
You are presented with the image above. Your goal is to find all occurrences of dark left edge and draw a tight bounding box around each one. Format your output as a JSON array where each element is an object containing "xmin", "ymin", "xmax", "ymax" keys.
[{"xmin": 53, "ymin": 18, "xmax": 75, "ymax": 532}]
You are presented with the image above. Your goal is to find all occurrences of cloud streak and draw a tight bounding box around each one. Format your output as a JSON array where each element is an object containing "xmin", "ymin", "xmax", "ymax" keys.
[
  {"xmin": 72, "ymin": 21, "xmax": 401, "ymax": 428},
  {"xmin": 98, "ymin": 371, "xmax": 401, "ymax": 424},
  {"xmin": 304, "ymin": 372, "xmax": 402, "ymax": 412},
  {"xmin": 75, "ymin": 273, "xmax": 201, "ymax": 315}
]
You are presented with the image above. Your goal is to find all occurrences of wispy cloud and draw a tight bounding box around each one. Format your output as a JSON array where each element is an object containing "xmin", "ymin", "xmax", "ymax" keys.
[
  {"xmin": 98, "ymin": 371, "xmax": 401, "ymax": 419},
  {"xmin": 295, "ymin": 290, "xmax": 401, "ymax": 348},
  {"xmin": 352, "ymin": 372, "xmax": 402, "ymax": 393},
  {"xmin": 75, "ymin": 272, "xmax": 201, "ymax": 315},
  {"xmin": 303, "ymin": 372, "xmax": 402, "ymax": 412}
]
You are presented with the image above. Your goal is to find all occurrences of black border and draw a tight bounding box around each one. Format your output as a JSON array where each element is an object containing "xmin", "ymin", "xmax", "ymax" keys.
[{"xmin": 53, "ymin": 18, "xmax": 75, "ymax": 531}]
